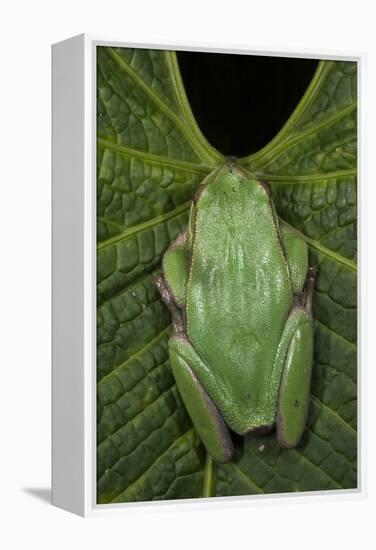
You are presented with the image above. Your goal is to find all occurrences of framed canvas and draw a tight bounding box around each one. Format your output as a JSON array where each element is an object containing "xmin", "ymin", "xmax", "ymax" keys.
[{"xmin": 52, "ymin": 34, "xmax": 364, "ymax": 516}]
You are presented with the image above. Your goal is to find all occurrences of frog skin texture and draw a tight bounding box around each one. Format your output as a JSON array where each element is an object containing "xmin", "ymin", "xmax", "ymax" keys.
[{"xmin": 155, "ymin": 162, "xmax": 315, "ymax": 463}]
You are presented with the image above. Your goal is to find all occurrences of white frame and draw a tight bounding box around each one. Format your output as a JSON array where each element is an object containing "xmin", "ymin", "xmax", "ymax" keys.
[{"xmin": 52, "ymin": 33, "xmax": 365, "ymax": 517}]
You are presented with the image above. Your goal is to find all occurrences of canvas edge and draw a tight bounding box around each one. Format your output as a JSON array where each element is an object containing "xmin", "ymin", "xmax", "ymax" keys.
[
  {"xmin": 52, "ymin": 33, "xmax": 86, "ymax": 516},
  {"xmin": 51, "ymin": 33, "xmax": 366, "ymax": 517}
]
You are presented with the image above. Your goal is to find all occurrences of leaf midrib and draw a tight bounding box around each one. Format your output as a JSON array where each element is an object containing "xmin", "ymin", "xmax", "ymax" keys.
[
  {"xmin": 97, "ymin": 200, "xmax": 191, "ymax": 250},
  {"xmin": 106, "ymin": 47, "xmax": 221, "ymax": 166},
  {"xmin": 238, "ymin": 61, "xmax": 332, "ymax": 167},
  {"xmin": 248, "ymin": 102, "xmax": 357, "ymax": 172},
  {"xmin": 98, "ymin": 137, "xmax": 214, "ymax": 174},
  {"xmin": 263, "ymin": 169, "xmax": 356, "ymax": 182}
]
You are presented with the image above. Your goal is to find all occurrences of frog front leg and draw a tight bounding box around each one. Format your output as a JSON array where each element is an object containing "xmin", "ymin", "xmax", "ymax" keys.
[
  {"xmin": 280, "ymin": 224, "xmax": 309, "ymax": 293},
  {"xmin": 154, "ymin": 229, "xmax": 189, "ymax": 337},
  {"xmin": 160, "ymin": 226, "xmax": 190, "ymax": 308},
  {"xmin": 275, "ymin": 267, "xmax": 315, "ymax": 448}
]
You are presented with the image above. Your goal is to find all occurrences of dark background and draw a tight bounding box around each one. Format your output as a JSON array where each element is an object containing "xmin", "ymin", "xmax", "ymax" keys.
[{"xmin": 177, "ymin": 51, "xmax": 318, "ymax": 158}]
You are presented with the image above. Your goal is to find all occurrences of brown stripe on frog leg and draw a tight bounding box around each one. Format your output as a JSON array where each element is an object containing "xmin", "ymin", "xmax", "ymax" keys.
[{"xmin": 154, "ymin": 272, "xmax": 185, "ymax": 337}]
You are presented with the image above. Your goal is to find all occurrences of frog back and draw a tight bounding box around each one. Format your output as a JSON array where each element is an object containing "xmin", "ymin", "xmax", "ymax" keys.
[{"xmin": 186, "ymin": 165, "xmax": 293, "ymax": 433}]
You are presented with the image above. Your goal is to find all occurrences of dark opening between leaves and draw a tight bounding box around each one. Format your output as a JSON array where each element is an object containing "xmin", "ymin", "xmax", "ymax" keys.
[{"xmin": 177, "ymin": 51, "xmax": 319, "ymax": 157}]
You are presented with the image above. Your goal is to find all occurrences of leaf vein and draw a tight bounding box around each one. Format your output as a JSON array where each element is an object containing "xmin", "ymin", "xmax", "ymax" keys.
[
  {"xmin": 98, "ymin": 137, "xmax": 213, "ymax": 174},
  {"xmin": 106, "ymin": 48, "xmax": 216, "ymax": 164},
  {"xmin": 228, "ymin": 463, "xmax": 264, "ymax": 494},
  {"xmin": 310, "ymin": 394, "xmax": 357, "ymax": 436},
  {"xmin": 258, "ymin": 102, "xmax": 357, "ymax": 171},
  {"xmin": 97, "ymin": 200, "xmax": 190, "ymax": 250},
  {"xmin": 98, "ymin": 326, "xmax": 170, "ymax": 385},
  {"xmin": 109, "ymin": 428, "xmax": 195, "ymax": 501},
  {"xmin": 314, "ymin": 319, "xmax": 356, "ymax": 348},
  {"xmin": 265, "ymin": 169, "xmax": 356, "ymax": 183},
  {"xmin": 279, "ymin": 219, "xmax": 357, "ymax": 271}
]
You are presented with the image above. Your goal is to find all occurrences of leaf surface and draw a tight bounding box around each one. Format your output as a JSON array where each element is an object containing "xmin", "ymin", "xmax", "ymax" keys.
[
  {"xmin": 97, "ymin": 46, "xmax": 220, "ymax": 502},
  {"xmin": 219, "ymin": 60, "xmax": 357, "ymax": 496},
  {"xmin": 97, "ymin": 49, "xmax": 357, "ymax": 502}
]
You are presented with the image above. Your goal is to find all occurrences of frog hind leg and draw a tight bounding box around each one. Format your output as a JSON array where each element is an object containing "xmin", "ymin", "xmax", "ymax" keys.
[
  {"xmin": 155, "ymin": 266, "xmax": 234, "ymax": 463},
  {"xmin": 169, "ymin": 335, "xmax": 234, "ymax": 463},
  {"xmin": 276, "ymin": 268, "xmax": 315, "ymax": 448}
]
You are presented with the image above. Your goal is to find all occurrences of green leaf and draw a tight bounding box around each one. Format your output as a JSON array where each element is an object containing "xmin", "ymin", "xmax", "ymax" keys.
[
  {"xmin": 96, "ymin": 46, "xmax": 220, "ymax": 503},
  {"xmin": 97, "ymin": 49, "xmax": 357, "ymax": 502},
  {"xmin": 219, "ymin": 60, "xmax": 357, "ymax": 497}
]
